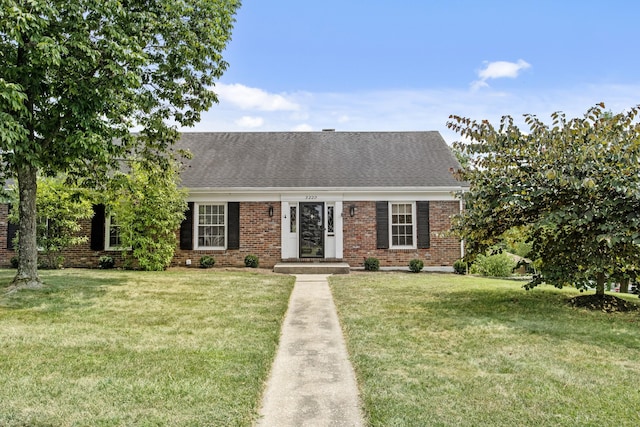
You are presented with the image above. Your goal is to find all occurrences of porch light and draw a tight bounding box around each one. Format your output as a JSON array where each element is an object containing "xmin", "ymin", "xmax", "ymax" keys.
[
  {"xmin": 349, "ymin": 205, "xmax": 355, "ymax": 217},
  {"xmin": 268, "ymin": 205, "xmax": 274, "ymax": 217}
]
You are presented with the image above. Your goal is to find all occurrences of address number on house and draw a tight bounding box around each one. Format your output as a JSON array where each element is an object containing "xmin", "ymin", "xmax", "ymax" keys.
[{"xmin": 305, "ymin": 195, "xmax": 318, "ymax": 200}]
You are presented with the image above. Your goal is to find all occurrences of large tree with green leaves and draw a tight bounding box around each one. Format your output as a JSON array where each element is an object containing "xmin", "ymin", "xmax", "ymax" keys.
[
  {"xmin": 0, "ymin": 0, "xmax": 240, "ymax": 288},
  {"xmin": 448, "ymin": 103, "xmax": 640, "ymax": 296}
]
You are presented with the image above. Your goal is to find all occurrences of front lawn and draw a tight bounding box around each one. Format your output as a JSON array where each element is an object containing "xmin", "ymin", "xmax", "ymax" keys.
[
  {"xmin": 0, "ymin": 269, "xmax": 294, "ymax": 427},
  {"xmin": 330, "ymin": 273, "xmax": 640, "ymax": 427}
]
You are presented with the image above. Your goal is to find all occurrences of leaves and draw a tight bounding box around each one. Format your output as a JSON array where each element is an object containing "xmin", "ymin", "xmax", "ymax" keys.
[
  {"xmin": 448, "ymin": 103, "xmax": 640, "ymax": 291},
  {"xmin": 1, "ymin": 0, "xmax": 240, "ymax": 278},
  {"xmin": 105, "ymin": 159, "xmax": 188, "ymax": 271}
]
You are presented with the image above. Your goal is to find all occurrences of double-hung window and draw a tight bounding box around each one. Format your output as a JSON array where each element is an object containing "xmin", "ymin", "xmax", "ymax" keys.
[
  {"xmin": 105, "ymin": 215, "xmax": 122, "ymax": 250},
  {"xmin": 390, "ymin": 202, "xmax": 416, "ymax": 248},
  {"xmin": 196, "ymin": 203, "xmax": 226, "ymax": 249}
]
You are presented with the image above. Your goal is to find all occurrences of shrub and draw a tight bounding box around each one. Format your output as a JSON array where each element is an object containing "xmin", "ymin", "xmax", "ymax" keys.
[
  {"xmin": 244, "ymin": 254, "xmax": 259, "ymax": 268},
  {"xmin": 470, "ymin": 253, "xmax": 516, "ymax": 277},
  {"xmin": 409, "ymin": 258, "xmax": 424, "ymax": 273},
  {"xmin": 98, "ymin": 255, "xmax": 115, "ymax": 269},
  {"xmin": 364, "ymin": 257, "xmax": 380, "ymax": 271},
  {"xmin": 200, "ymin": 255, "xmax": 215, "ymax": 269},
  {"xmin": 38, "ymin": 255, "xmax": 64, "ymax": 270},
  {"xmin": 453, "ymin": 259, "xmax": 467, "ymax": 275},
  {"xmin": 10, "ymin": 256, "xmax": 19, "ymax": 269}
]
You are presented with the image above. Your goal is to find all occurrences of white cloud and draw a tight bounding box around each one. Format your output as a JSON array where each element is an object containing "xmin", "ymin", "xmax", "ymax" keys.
[
  {"xmin": 214, "ymin": 83, "xmax": 300, "ymax": 111},
  {"xmin": 189, "ymin": 81, "xmax": 640, "ymax": 144},
  {"xmin": 235, "ymin": 116, "xmax": 264, "ymax": 128},
  {"xmin": 472, "ymin": 59, "xmax": 531, "ymax": 90},
  {"xmin": 291, "ymin": 123, "xmax": 313, "ymax": 131}
]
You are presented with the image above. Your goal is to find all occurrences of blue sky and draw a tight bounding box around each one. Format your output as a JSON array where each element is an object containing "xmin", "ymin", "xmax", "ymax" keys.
[{"xmin": 187, "ymin": 0, "xmax": 640, "ymax": 144}]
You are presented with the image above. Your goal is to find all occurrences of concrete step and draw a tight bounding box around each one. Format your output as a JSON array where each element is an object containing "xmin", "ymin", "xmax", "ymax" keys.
[{"xmin": 273, "ymin": 262, "xmax": 351, "ymax": 275}]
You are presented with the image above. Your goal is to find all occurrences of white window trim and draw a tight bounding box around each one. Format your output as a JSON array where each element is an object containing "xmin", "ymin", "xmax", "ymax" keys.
[
  {"xmin": 389, "ymin": 201, "xmax": 417, "ymax": 249},
  {"xmin": 105, "ymin": 214, "xmax": 124, "ymax": 251},
  {"xmin": 194, "ymin": 202, "xmax": 227, "ymax": 250}
]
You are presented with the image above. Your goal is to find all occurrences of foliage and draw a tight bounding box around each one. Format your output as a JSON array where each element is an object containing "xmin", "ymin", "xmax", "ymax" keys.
[
  {"xmin": 200, "ymin": 255, "xmax": 215, "ymax": 269},
  {"xmin": 244, "ymin": 254, "xmax": 259, "ymax": 268},
  {"xmin": 408, "ymin": 258, "xmax": 424, "ymax": 273},
  {"xmin": 106, "ymin": 160, "xmax": 187, "ymax": 271},
  {"xmin": 364, "ymin": 257, "xmax": 380, "ymax": 271},
  {"xmin": 8, "ymin": 177, "xmax": 94, "ymax": 269},
  {"xmin": 448, "ymin": 103, "xmax": 640, "ymax": 294},
  {"xmin": 469, "ymin": 253, "xmax": 516, "ymax": 277},
  {"xmin": 98, "ymin": 256, "xmax": 115, "ymax": 270},
  {"xmin": 453, "ymin": 259, "xmax": 467, "ymax": 275},
  {"xmin": 0, "ymin": 0, "xmax": 240, "ymax": 287}
]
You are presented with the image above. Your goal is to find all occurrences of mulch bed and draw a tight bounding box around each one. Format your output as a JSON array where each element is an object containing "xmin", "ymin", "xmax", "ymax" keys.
[{"xmin": 568, "ymin": 294, "xmax": 640, "ymax": 313}]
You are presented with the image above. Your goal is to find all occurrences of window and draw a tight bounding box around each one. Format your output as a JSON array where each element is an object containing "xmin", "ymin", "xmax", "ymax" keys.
[
  {"xmin": 390, "ymin": 202, "xmax": 415, "ymax": 248},
  {"xmin": 290, "ymin": 206, "xmax": 297, "ymax": 233},
  {"xmin": 197, "ymin": 204, "xmax": 226, "ymax": 248},
  {"xmin": 326, "ymin": 205, "xmax": 334, "ymax": 235},
  {"xmin": 105, "ymin": 215, "xmax": 122, "ymax": 250}
]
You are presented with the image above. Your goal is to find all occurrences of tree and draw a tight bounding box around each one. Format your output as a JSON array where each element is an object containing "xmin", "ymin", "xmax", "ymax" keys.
[
  {"xmin": 448, "ymin": 103, "xmax": 640, "ymax": 296},
  {"xmin": 8, "ymin": 176, "xmax": 94, "ymax": 269},
  {"xmin": 106, "ymin": 159, "xmax": 187, "ymax": 271},
  {"xmin": 1, "ymin": 0, "xmax": 240, "ymax": 288}
]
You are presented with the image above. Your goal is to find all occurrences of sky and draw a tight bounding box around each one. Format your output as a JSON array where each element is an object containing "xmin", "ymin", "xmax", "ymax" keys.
[{"xmin": 184, "ymin": 0, "xmax": 640, "ymax": 144}]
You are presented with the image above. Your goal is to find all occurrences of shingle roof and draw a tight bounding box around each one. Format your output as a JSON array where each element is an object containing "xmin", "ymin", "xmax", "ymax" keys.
[{"xmin": 176, "ymin": 131, "xmax": 465, "ymax": 189}]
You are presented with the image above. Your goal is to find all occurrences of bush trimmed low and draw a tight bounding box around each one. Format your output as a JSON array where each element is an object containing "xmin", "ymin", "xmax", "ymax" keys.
[
  {"xmin": 199, "ymin": 255, "xmax": 215, "ymax": 269},
  {"xmin": 244, "ymin": 254, "xmax": 259, "ymax": 268},
  {"xmin": 453, "ymin": 259, "xmax": 467, "ymax": 275},
  {"xmin": 364, "ymin": 257, "xmax": 380, "ymax": 271},
  {"xmin": 409, "ymin": 258, "xmax": 424, "ymax": 273}
]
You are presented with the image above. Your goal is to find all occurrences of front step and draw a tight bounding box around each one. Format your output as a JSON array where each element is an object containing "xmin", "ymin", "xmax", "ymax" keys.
[{"xmin": 273, "ymin": 262, "xmax": 351, "ymax": 275}]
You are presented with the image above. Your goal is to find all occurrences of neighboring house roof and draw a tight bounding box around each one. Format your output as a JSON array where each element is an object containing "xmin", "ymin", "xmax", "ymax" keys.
[{"xmin": 176, "ymin": 131, "xmax": 466, "ymax": 189}]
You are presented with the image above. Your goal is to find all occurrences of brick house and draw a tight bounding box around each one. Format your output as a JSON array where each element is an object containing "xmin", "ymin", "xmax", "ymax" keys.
[{"xmin": 1, "ymin": 131, "xmax": 467, "ymax": 270}]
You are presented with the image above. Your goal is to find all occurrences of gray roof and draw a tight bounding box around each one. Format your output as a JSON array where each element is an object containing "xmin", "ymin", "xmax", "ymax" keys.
[{"xmin": 176, "ymin": 131, "xmax": 464, "ymax": 189}]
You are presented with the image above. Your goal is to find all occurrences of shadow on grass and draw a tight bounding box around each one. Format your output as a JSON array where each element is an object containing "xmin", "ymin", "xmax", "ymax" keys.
[
  {"xmin": 419, "ymin": 285, "xmax": 640, "ymax": 348},
  {"xmin": 0, "ymin": 269, "xmax": 129, "ymax": 312}
]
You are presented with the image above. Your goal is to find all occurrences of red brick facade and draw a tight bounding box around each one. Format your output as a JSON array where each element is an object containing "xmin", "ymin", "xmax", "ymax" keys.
[
  {"xmin": 0, "ymin": 200, "xmax": 461, "ymax": 269},
  {"xmin": 341, "ymin": 200, "xmax": 461, "ymax": 268}
]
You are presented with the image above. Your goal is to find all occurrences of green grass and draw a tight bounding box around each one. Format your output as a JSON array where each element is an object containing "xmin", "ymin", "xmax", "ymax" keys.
[
  {"xmin": 0, "ymin": 268, "xmax": 295, "ymax": 427},
  {"xmin": 330, "ymin": 273, "xmax": 640, "ymax": 427}
]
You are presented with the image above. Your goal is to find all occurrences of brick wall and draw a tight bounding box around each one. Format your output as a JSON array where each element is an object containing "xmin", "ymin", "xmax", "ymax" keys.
[
  {"xmin": 172, "ymin": 202, "xmax": 281, "ymax": 268},
  {"xmin": 0, "ymin": 200, "xmax": 460, "ymax": 269},
  {"xmin": 342, "ymin": 200, "xmax": 461, "ymax": 268}
]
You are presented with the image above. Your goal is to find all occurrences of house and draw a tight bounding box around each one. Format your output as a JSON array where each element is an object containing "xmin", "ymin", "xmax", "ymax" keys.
[{"xmin": 1, "ymin": 131, "xmax": 467, "ymax": 271}]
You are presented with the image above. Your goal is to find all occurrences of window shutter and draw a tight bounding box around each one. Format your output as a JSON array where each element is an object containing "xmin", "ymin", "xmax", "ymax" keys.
[
  {"xmin": 376, "ymin": 201, "xmax": 389, "ymax": 249},
  {"xmin": 417, "ymin": 201, "xmax": 430, "ymax": 249},
  {"xmin": 227, "ymin": 202, "xmax": 240, "ymax": 250},
  {"xmin": 90, "ymin": 204, "xmax": 106, "ymax": 251},
  {"xmin": 6, "ymin": 205, "xmax": 18, "ymax": 250},
  {"xmin": 180, "ymin": 202, "xmax": 194, "ymax": 250}
]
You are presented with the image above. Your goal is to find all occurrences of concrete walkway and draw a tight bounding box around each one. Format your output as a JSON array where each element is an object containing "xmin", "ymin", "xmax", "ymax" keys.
[{"xmin": 256, "ymin": 274, "xmax": 365, "ymax": 427}]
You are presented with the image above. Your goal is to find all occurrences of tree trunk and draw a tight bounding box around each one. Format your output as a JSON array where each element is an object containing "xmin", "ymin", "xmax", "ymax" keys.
[
  {"xmin": 595, "ymin": 272, "xmax": 605, "ymax": 296},
  {"xmin": 619, "ymin": 277, "xmax": 630, "ymax": 294},
  {"xmin": 11, "ymin": 164, "xmax": 42, "ymax": 290}
]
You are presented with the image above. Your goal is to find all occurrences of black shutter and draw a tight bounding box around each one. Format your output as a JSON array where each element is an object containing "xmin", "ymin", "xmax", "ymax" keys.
[
  {"xmin": 90, "ymin": 204, "xmax": 106, "ymax": 251},
  {"xmin": 417, "ymin": 201, "xmax": 430, "ymax": 249},
  {"xmin": 6, "ymin": 205, "xmax": 18, "ymax": 250},
  {"xmin": 227, "ymin": 202, "xmax": 240, "ymax": 250},
  {"xmin": 180, "ymin": 202, "xmax": 194, "ymax": 250},
  {"xmin": 376, "ymin": 201, "xmax": 389, "ymax": 249}
]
